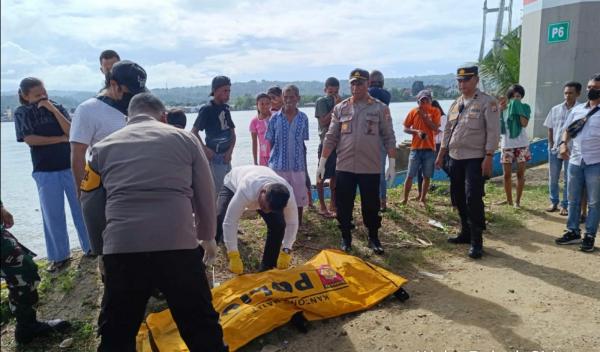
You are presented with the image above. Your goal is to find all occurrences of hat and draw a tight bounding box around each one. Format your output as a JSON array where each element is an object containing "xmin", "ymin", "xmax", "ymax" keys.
[
  {"xmin": 166, "ymin": 109, "xmax": 187, "ymax": 129},
  {"xmin": 210, "ymin": 76, "xmax": 231, "ymax": 96},
  {"xmin": 349, "ymin": 68, "xmax": 369, "ymax": 83},
  {"xmin": 456, "ymin": 66, "xmax": 478, "ymax": 80},
  {"xmin": 110, "ymin": 60, "xmax": 148, "ymax": 95},
  {"xmin": 416, "ymin": 90, "xmax": 432, "ymax": 102}
]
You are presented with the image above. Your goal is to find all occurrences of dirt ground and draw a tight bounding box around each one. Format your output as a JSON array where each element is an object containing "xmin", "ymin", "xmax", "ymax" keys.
[{"xmin": 1, "ymin": 164, "xmax": 599, "ymax": 352}]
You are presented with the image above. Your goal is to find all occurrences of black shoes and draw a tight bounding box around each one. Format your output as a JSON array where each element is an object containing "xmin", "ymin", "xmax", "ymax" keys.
[
  {"xmin": 468, "ymin": 246, "xmax": 483, "ymax": 259},
  {"xmin": 340, "ymin": 238, "xmax": 352, "ymax": 253},
  {"xmin": 580, "ymin": 234, "xmax": 595, "ymax": 252},
  {"xmin": 447, "ymin": 236, "xmax": 471, "ymax": 244},
  {"xmin": 368, "ymin": 237, "xmax": 385, "ymax": 255},
  {"xmin": 15, "ymin": 319, "xmax": 71, "ymax": 344},
  {"xmin": 555, "ymin": 230, "xmax": 582, "ymax": 245}
]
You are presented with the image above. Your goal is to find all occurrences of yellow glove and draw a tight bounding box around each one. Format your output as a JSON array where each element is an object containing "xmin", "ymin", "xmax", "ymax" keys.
[
  {"xmin": 276, "ymin": 250, "xmax": 292, "ymax": 269},
  {"xmin": 227, "ymin": 251, "xmax": 244, "ymax": 274}
]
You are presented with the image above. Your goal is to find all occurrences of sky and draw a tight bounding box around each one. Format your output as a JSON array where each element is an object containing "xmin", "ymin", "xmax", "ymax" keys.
[{"xmin": 1, "ymin": 0, "xmax": 523, "ymax": 92}]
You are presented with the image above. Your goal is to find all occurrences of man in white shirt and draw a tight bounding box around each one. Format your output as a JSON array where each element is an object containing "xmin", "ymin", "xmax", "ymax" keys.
[
  {"xmin": 217, "ymin": 165, "xmax": 298, "ymax": 274},
  {"xmin": 556, "ymin": 73, "xmax": 600, "ymax": 252},
  {"xmin": 70, "ymin": 60, "xmax": 147, "ymax": 195},
  {"xmin": 543, "ymin": 82, "xmax": 581, "ymax": 214}
]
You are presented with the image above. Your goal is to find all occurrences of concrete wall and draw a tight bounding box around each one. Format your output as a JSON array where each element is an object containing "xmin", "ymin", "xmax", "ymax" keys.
[{"xmin": 519, "ymin": 0, "xmax": 600, "ymax": 138}]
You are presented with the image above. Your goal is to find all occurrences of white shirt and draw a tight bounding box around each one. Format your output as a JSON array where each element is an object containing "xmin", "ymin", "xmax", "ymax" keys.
[
  {"xmin": 563, "ymin": 103, "xmax": 600, "ymax": 166},
  {"xmin": 500, "ymin": 111, "xmax": 530, "ymax": 149},
  {"xmin": 70, "ymin": 98, "xmax": 126, "ymax": 147},
  {"xmin": 435, "ymin": 114, "xmax": 447, "ymax": 145},
  {"xmin": 543, "ymin": 101, "xmax": 580, "ymax": 152},
  {"xmin": 222, "ymin": 165, "xmax": 298, "ymax": 252}
]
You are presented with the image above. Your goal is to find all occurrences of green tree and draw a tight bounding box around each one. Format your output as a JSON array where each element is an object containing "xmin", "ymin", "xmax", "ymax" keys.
[{"xmin": 479, "ymin": 26, "xmax": 521, "ymax": 96}]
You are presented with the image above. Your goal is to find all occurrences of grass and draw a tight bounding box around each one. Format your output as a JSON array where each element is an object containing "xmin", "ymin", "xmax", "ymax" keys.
[{"xmin": 0, "ymin": 174, "xmax": 550, "ymax": 351}]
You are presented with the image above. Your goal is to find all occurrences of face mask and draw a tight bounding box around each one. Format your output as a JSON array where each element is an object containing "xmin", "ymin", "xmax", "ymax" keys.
[
  {"xmin": 587, "ymin": 88, "xmax": 600, "ymax": 101},
  {"xmin": 117, "ymin": 92, "xmax": 134, "ymax": 115}
]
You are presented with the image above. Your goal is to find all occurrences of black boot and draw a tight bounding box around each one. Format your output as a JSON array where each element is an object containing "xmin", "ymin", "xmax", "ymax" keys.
[
  {"xmin": 448, "ymin": 226, "xmax": 471, "ymax": 244},
  {"xmin": 368, "ymin": 231, "xmax": 384, "ymax": 255},
  {"xmin": 340, "ymin": 232, "xmax": 352, "ymax": 253},
  {"xmin": 15, "ymin": 319, "xmax": 71, "ymax": 344},
  {"xmin": 468, "ymin": 231, "xmax": 483, "ymax": 259}
]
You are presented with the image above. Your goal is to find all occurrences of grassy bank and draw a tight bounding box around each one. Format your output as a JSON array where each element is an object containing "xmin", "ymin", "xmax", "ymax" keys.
[{"xmin": 0, "ymin": 176, "xmax": 550, "ymax": 351}]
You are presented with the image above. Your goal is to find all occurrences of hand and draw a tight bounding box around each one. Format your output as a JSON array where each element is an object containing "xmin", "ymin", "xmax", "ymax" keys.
[
  {"xmin": 227, "ymin": 251, "xmax": 244, "ymax": 274},
  {"xmin": 435, "ymin": 155, "xmax": 443, "ymax": 170},
  {"xmin": 385, "ymin": 158, "xmax": 396, "ymax": 186},
  {"xmin": 37, "ymin": 99, "xmax": 55, "ymax": 112},
  {"xmin": 200, "ymin": 239, "xmax": 217, "ymax": 266},
  {"xmin": 223, "ymin": 152, "xmax": 232, "ymax": 163},
  {"xmin": 559, "ymin": 143, "xmax": 570, "ymax": 160},
  {"xmin": 499, "ymin": 97, "xmax": 508, "ymax": 111},
  {"xmin": 204, "ymin": 147, "xmax": 215, "ymax": 160},
  {"xmin": 316, "ymin": 156, "xmax": 327, "ymax": 182},
  {"xmin": 277, "ymin": 250, "xmax": 292, "ymax": 269},
  {"xmin": 481, "ymin": 155, "xmax": 493, "ymax": 178},
  {"xmin": 1, "ymin": 205, "xmax": 14, "ymax": 229}
]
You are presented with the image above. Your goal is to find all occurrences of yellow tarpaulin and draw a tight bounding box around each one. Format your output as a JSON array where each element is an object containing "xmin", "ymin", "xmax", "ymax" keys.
[{"xmin": 136, "ymin": 249, "xmax": 408, "ymax": 351}]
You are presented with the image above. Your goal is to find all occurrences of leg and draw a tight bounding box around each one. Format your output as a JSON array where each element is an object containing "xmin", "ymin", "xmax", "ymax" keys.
[
  {"xmin": 402, "ymin": 177, "xmax": 413, "ymax": 205},
  {"xmin": 329, "ymin": 174, "xmax": 337, "ymax": 213},
  {"xmin": 416, "ymin": 165, "xmax": 424, "ymax": 199},
  {"xmin": 62, "ymin": 169, "xmax": 91, "ymax": 253},
  {"xmin": 210, "ymin": 160, "xmax": 231, "ymax": 201},
  {"xmin": 581, "ymin": 189, "xmax": 588, "ymax": 218},
  {"xmin": 502, "ymin": 162, "xmax": 513, "ymax": 205},
  {"xmin": 215, "ymin": 187, "xmax": 235, "ymax": 244},
  {"xmin": 403, "ymin": 151, "xmax": 419, "ymax": 204},
  {"xmin": 561, "ymin": 158, "xmax": 570, "ymax": 212},
  {"xmin": 335, "ymin": 171, "xmax": 358, "ymax": 249},
  {"xmin": 547, "ymin": 151, "xmax": 561, "ymax": 210},
  {"xmin": 156, "ymin": 248, "xmax": 226, "ymax": 352},
  {"xmin": 297, "ymin": 207, "xmax": 303, "ymax": 226},
  {"xmin": 32, "ymin": 171, "xmax": 70, "ymax": 262},
  {"xmin": 583, "ymin": 162, "xmax": 600, "ymax": 237},
  {"xmin": 515, "ymin": 161, "xmax": 526, "ymax": 206},
  {"xmin": 357, "ymin": 173, "xmax": 383, "ymax": 253},
  {"xmin": 419, "ymin": 150, "xmax": 435, "ymax": 204},
  {"xmin": 449, "ymin": 158, "xmax": 470, "ymax": 241},
  {"xmin": 566, "ymin": 162, "xmax": 584, "ymax": 233},
  {"xmin": 379, "ymin": 146, "xmax": 388, "ymax": 207},
  {"xmin": 465, "ymin": 158, "xmax": 486, "ymax": 257},
  {"xmin": 98, "ymin": 253, "xmax": 153, "ymax": 352},
  {"xmin": 258, "ymin": 210, "xmax": 286, "ymax": 270}
]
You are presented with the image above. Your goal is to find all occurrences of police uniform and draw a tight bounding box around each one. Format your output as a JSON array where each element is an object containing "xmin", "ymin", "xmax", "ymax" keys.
[
  {"xmin": 322, "ymin": 69, "xmax": 397, "ymax": 253},
  {"xmin": 441, "ymin": 66, "xmax": 500, "ymax": 258},
  {"xmin": 80, "ymin": 114, "xmax": 226, "ymax": 351}
]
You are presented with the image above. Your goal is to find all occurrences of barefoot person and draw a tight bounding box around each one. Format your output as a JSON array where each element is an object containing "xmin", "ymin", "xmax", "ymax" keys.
[
  {"xmin": 315, "ymin": 77, "xmax": 341, "ymax": 218},
  {"xmin": 499, "ymin": 84, "xmax": 532, "ymax": 208},
  {"xmin": 402, "ymin": 89, "xmax": 440, "ymax": 206}
]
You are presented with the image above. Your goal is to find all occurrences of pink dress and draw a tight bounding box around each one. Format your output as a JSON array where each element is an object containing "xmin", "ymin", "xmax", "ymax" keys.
[{"xmin": 249, "ymin": 115, "xmax": 271, "ymax": 166}]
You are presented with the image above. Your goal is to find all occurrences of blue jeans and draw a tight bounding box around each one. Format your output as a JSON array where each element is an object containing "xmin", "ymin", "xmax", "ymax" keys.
[
  {"xmin": 548, "ymin": 150, "xmax": 569, "ymax": 208},
  {"xmin": 210, "ymin": 154, "xmax": 231, "ymax": 200},
  {"xmin": 379, "ymin": 144, "xmax": 387, "ymax": 199},
  {"xmin": 32, "ymin": 169, "xmax": 91, "ymax": 261},
  {"xmin": 407, "ymin": 150, "xmax": 435, "ymax": 179},
  {"xmin": 566, "ymin": 161, "xmax": 600, "ymax": 237}
]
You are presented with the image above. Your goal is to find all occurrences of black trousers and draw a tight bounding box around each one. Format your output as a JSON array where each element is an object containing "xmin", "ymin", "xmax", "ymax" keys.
[
  {"xmin": 335, "ymin": 171, "xmax": 381, "ymax": 241},
  {"xmin": 216, "ymin": 186, "xmax": 285, "ymax": 271},
  {"xmin": 98, "ymin": 247, "xmax": 226, "ymax": 352},
  {"xmin": 449, "ymin": 157, "xmax": 486, "ymax": 246}
]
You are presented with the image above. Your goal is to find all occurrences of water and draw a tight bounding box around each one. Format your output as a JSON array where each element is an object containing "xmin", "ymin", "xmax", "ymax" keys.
[{"xmin": 0, "ymin": 100, "xmax": 453, "ymax": 256}]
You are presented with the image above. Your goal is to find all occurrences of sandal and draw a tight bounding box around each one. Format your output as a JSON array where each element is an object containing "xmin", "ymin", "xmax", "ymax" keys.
[
  {"xmin": 559, "ymin": 207, "xmax": 568, "ymax": 216},
  {"xmin": 546, "ymin": 205, "xmax": 558, "ymax": 212}
]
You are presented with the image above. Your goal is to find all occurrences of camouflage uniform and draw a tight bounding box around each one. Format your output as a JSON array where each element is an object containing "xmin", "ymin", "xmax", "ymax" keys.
[{"xmin": 0, "ymin": 224, "xmax": 41, "ymax": 325}]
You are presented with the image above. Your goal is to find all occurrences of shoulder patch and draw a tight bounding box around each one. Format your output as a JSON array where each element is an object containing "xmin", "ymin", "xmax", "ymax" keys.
[{"xmin": 80, "ymin": 163, "xmax": 101, "ymax": 192}]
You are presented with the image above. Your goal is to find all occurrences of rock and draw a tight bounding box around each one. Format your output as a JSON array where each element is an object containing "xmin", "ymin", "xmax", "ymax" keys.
[
  {"xmin": 385, "ymin": 326, "xmax": 391, "ymax": 331},
  {"xmin": 509, "ymin": 289, "xmax": 515, "ymax": 293},
  {"xmin": 59, "ymin": 338, "xmax": 74, "ymax": 349},
  {"xmin": 260, "ymin": 344, "xmax": 280, "ymax": 352},
  {"xmin": 339, "ymin": 330, "xmax": 348, "ymax": 336}
]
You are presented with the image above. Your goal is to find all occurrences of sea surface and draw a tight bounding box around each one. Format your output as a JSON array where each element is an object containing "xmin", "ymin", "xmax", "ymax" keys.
[{"xmin": 0, "ymin": 100, "xmax": 452, "ymax": 257}]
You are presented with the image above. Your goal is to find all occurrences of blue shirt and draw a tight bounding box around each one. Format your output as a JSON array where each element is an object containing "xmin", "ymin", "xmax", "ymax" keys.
[
  {"xmin": 368, "ymin": 87, "xmax": 391, "ymax": 106},
  {"xmin": 265, "ymin": 110, "xmax": 309, "ymax": 172}
]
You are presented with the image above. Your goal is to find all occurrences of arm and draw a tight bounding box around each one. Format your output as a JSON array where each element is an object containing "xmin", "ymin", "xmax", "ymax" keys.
[
  {"xmin": 281, "ymin": 193, "xmax": 299, "ymax": 250},
  {"xmin": 548, "ymin": 128, "xmax": 554, "ymax": 149},
  {"xmin": 381, "ymin": 106, "xmax": 397, "ymax": 158},
  {"xmin": 190, "ymin": 126, "xmax": 214, "ymax": 160},
  {"xmin": 24, "ymin": 135, "xmax": 68, "ymax": 146},
  {"xmin": 221, "ymin": 191, "xmax": 247, "ymax": 252},
  {"xmin": 321, "ymin": 106, "xmax": 342, "ymax": 159},
  {"xmin": 190, "ymin": 136, "xmax": 217, "ymax": 242},
  {"xmin": 224, "ymin": 128, "xmax": 236, "ymax": 162},
  {"xmin": 79, "ymin": 156, "xmax": 106, "ymax": 255},
  {"xmin": 418, "ymin": 108, "xmax": 438, "ymax": 130},
  {"xmin": 71, "ymin": 142, "xmax": 89, "ymax": 197},
  {"xmin": 39, "ymin": 100, "xmax": 71, "ymax": 136},
  {"xmin": 251, "ymin": 132, "xmax": 259, "ymax": 165},
  {"xmin": 482, "ymin": 98, "xmax": 501, "ymax": 176},
  {"xmin": 520, "ymin": 116, "xmax": 529, "ymax": 127}
]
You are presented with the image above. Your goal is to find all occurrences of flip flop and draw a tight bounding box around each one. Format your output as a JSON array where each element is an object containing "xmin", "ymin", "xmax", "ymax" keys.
[
  {"xmin": 559, "ymin": 208, "xmax": 568, "ymax": 216},
  {"xmin": 318, "ymin": 209, "xmax": 336, "ymax": 218}
]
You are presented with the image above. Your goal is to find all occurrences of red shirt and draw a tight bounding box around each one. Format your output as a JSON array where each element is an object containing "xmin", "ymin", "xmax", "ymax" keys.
[{"xmin": 403, "ymin": 105, "xmax": 441, "ymax": 150}]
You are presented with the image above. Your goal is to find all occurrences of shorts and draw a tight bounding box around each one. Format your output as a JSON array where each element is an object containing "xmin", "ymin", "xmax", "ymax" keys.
[
  {"xmin": 317, "ymin": 144, "xmax": 337, "ymax": 180},
  {"xmin": 275, "ymin": 170, "xmax": 308, "ymax": 207},
  {"xmin": 407, "ymin": 149, "xmax": 435, "ymax": 179},
  {"xmin": 501, "ymin": 146, "xmax": 531, "ymax": 164}
]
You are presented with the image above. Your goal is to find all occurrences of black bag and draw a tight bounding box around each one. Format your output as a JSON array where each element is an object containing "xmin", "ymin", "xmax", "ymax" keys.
[
  {"xmin": 566, "ymin": 106, "xmax": 600, "ymax": 139},
  {"xmin": 206, "ymin": 134, "xmax": 233, "ymax": 154}
]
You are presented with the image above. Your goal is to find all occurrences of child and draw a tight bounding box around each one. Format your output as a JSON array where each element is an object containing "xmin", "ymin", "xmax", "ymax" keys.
[
  {"xmin": 13, "ymin": 77, "xmax": 91, "ymax": 272},
  {"xmin": 249, "ymin": 93, "xmax": 272, "ymax": 166},
  {"xmin": 266, "ymin": 85, "xmax": 309, "ymax": 224},
  {"xmin": 500, "ymin": 84, "xmax": 531, "ymax": 208}
]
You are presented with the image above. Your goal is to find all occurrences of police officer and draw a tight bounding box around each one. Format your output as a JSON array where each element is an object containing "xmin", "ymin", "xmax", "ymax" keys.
[
  {"xmin": 80, "ymin": 93, "xmax": 226, "ymax": 351},
  {"xmin": 318, "ymin": 68, "xmax": 397, "ymax": 254},
  {"xmin": 435, "ymin": 66, "xmax": 500, "ymax": 259},
  {"xmin": 1, "ymin": 201, "xmax": 70, "ymax": 344}
]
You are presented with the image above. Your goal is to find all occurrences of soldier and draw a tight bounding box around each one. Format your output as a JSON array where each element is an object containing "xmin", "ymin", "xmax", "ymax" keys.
[
  {"xmin": 318, "ymin": 68, "xmax": 397, "ymax": 254},
  {"xmin": 80, "ymin": 93, "xmax": 226, "ymax": 351},
  {"xmin": 435, "ymin": 66, "xmax": 500, "ymax": 259},
  {"xmin": 0, "ymin": 201, "xmax": 70, "ymax": 344}
]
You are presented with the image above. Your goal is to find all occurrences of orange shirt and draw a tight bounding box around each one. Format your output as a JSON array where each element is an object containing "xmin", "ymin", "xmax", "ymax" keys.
[{"xmin": 403, "ymin": 105, "xmax": 441, "ymax": 150}]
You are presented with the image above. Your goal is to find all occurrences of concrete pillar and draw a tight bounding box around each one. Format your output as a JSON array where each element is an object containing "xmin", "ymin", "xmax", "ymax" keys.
[{"xmin": 519, "ymin": 0, "xmax": 600, "ymax": 139}]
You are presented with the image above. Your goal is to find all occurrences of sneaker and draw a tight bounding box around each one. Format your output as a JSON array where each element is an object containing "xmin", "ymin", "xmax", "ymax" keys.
[
  {"xmin": 46, "ymin": 258, "xmax": 71, "ymax": 273},
  {"xmin": 555, "ymin": 230, "xmax": 581, "ymax": 245},
  {"xmin": 15, "ymin": 319, "xmax": 71, "ymax": 344},
  {"xmin": 368, "ymin": 238, "xmax": 384, "ymax": 255},
  {"xmin": 580, "ymin": 235, "xmax": 595, "ymax": 252}
]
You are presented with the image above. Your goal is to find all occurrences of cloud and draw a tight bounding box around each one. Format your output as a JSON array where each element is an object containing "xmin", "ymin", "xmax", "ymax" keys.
[{"xmin": 1, "ymin": 0, "xmax": 524, "ymax": 91}]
